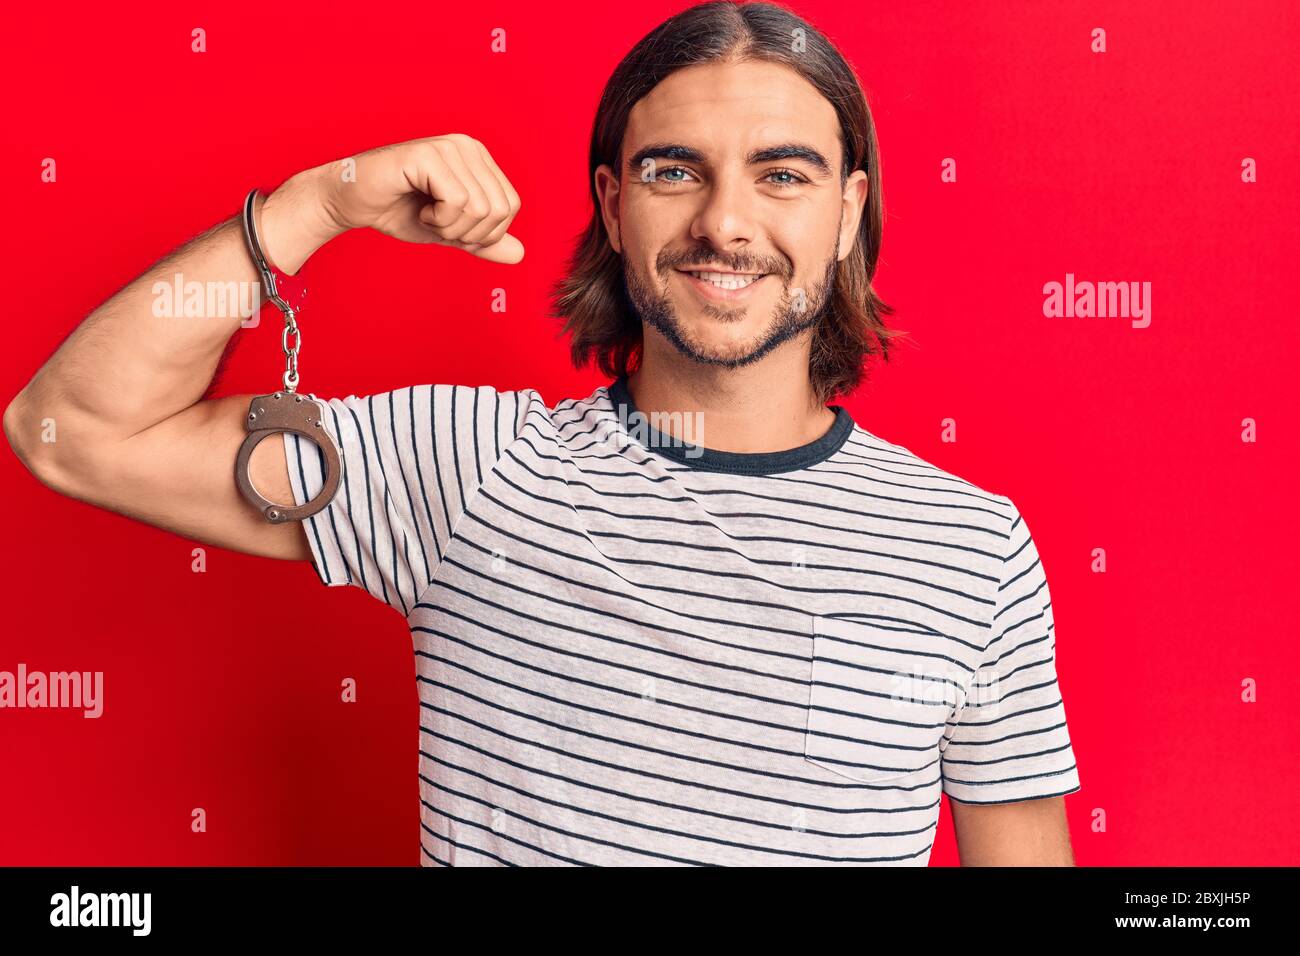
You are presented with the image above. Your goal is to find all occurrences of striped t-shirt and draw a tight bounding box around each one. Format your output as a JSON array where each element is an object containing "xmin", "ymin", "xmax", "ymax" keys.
[{"xmin": 282, "ymin": 376, "xmax": 1081, "ymax": 866}]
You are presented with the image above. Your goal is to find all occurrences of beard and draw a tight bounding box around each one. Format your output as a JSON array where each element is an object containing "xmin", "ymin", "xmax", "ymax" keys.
[{"xmin": 622, "ymin": 246, "xmax": 838, "ymax": 369}]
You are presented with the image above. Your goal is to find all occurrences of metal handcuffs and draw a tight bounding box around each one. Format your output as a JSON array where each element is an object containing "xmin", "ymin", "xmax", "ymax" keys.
[{"xmin": 233, "ymin": 188, "xmax": 341, "ymax": 524}]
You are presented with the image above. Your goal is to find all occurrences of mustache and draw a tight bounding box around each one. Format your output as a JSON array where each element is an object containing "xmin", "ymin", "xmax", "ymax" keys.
[{"xmin": 658, "ymin": 251, "xmax": 790, "ymax": 278}]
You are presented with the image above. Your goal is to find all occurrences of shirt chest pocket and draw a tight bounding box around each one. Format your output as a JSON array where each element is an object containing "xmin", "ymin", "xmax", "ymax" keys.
[{"xmin": 805, "ymin": 617, "xmax": 965, "ymax": 784}]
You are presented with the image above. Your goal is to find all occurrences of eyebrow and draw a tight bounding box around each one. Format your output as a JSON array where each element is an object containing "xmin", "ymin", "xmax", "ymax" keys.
[{"xmin": 626, "ymin": 142, "xmax": 834, "ymax": 179}]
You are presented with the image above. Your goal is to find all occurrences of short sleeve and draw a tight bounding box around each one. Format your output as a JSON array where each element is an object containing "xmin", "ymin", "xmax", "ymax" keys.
[
  {"xmin": 281, "ymin": 384, "xmax": 535, "ymax": 618},
  {"xmin": 941, "ymin": 500, "xmax": 1082, "ymax": 804}
]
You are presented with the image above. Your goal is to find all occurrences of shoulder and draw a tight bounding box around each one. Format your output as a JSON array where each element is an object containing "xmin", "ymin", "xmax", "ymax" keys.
[
  {"xmin": 834, "ymin": 423, "xmax": 1019, "ymax": 531},
  {"xmin": 510, "ymin": 383, "xmax": 616, "ymax": 437},
  {"xmin": 839, "ymin": 424, "xmax": 1004, "ymax": 494}
]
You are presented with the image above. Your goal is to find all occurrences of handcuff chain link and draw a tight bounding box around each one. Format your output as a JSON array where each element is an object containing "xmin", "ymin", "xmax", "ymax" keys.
[{"xmin": 281, "ymin": 309, "xmax": 301, "ymax": 392}]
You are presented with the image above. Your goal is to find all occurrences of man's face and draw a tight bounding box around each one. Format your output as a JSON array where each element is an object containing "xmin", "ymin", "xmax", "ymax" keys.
[{"xmin": 596, "ymin": 59, "xmax": 868, "ymax": 370}]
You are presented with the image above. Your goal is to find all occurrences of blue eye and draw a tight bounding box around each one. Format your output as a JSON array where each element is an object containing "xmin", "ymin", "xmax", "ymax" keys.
[
  {"xmin": 648, "ymin": 165, "xmax": 809, "ymax": 187},
  {"xmin": 766, "ymin": 168, "xmax": 808, "ymax": 188}
]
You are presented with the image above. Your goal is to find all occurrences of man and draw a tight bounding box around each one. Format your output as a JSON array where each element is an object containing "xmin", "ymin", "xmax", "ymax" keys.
[{"xmin": 4, "ymin": 0, "xmax": 1080, "ymax": 865}]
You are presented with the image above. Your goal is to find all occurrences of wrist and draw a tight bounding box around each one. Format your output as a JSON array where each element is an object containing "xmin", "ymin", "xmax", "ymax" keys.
[{"xmin": 258, "ymin": 166, "xmax": 346, "ymax": 277}]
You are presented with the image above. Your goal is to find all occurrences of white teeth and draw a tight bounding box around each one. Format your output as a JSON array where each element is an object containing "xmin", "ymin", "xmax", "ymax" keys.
[{"xmin": 688, "ymin": 271, "xmax": 763, "ymax": 290}]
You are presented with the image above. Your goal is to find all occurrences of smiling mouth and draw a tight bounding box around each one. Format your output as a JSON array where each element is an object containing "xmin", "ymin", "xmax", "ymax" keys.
[{"xmin": 680, "ymin": 270, "xmax": 767, "ymax": 290}]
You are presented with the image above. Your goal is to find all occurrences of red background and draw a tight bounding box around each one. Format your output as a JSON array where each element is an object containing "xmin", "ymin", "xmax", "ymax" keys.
[{"xmin": 2, "ymin": 0, "xmax": 1296, "ymax": 865}]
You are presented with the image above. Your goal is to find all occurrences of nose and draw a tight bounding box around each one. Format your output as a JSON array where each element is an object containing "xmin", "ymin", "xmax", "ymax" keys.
[{"xmin": 689, "ymin": 168, "xmax": 760, "ymax": 254}]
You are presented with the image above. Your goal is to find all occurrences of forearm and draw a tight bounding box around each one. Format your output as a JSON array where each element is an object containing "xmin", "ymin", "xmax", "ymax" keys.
[{"xmin": 5, "ymin": 166, "xmax": 341, "ymax": 460}]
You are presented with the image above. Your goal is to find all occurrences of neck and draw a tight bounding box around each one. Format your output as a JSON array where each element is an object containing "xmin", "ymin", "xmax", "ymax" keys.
[{"xmin": 625, "ymin": 342, "xmax": 835, "ymax": 454}]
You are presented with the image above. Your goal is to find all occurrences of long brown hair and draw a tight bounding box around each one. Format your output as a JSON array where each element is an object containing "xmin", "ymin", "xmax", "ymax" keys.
[{"xmin": 549, "ymin": 0, "xmax": 903, "ymax": 404}]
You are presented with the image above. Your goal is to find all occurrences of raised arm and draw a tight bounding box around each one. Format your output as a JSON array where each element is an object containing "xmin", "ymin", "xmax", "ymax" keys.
[{"xmin": 3, "ymin": 135, "xmax": 522, "ymax": 561}]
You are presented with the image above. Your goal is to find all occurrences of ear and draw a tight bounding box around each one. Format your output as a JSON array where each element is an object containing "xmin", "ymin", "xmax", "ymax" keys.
[
  {"xmin": 836, "ymin": 169, "xmax": 869, "ymax": 260},
  {"xmin": 594, "ymin": 164, "xmax": 623, "ymax": 254}
]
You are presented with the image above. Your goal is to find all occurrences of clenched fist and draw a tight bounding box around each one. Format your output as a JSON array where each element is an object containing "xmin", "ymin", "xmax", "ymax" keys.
[{"xmin": 262, "ymin": 135, "xmax": 524, "ymax": 271}]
